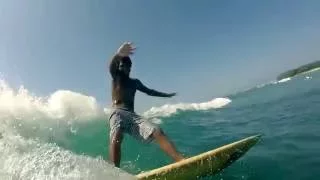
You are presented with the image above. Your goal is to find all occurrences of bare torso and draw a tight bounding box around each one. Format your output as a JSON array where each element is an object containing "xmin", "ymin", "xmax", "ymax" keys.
[{"xmin": 112, "ymin": 78, "xmax": 137, "ymax": 111}]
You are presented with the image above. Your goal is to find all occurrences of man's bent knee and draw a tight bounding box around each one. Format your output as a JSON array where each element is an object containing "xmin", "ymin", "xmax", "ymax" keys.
[{"xmin": 152, "ymin": 128, "xmax": 165, "ymax": 138}]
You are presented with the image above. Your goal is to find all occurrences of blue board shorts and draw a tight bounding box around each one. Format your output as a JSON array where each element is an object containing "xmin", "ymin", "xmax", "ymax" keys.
[{"xmin": 108, "ymin": 108, "xmax": 160, "ymax": 143}]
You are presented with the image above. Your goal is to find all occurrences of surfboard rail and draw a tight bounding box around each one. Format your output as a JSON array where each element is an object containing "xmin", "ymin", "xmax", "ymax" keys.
[{"xmin": 135, "ymin": 134, "xmax": 261, "ymax": 180}]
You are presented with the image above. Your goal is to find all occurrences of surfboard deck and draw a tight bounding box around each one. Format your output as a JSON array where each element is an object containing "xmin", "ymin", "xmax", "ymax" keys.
[{"xmin": 135, "ymin": 134, "xmax": 261, "ymax": 180}]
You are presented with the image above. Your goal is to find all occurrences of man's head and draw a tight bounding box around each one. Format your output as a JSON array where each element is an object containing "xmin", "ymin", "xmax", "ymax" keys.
[{"xmin": 118, "ymin": 56, "xmax": 132, "ymax": 77}]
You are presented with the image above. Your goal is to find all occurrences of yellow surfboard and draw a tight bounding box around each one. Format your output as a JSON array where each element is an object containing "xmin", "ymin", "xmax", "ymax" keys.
[{"xmin": 135, "ymin": 134, "xmax": 261, "ymax": 180}]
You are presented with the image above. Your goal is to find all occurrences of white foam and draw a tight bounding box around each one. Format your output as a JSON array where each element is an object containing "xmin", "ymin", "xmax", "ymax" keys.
[
  {"xmin": 305, "ymin": 76, "xmax": 312, "ymax": 80},
  {"xmin": 0, "ymin": 80, "xmax": 135, "ymax": 179},
  {"xmin": 277, "ymin": 77, "xmax": 291, "ymax": 84},
  {"xmin": 0, "ymin": 131, "xmax": 133, "ymax": 180},
  {"xmin": 302, "ymin": 67, "xmax": 320, "ymax": 74},
  {"xmin": 0, "ymin": 80, "xmax": 109, "ymax": 145},
  {"xmin": 251, "ymin": 77, "xmax": 294, "ymax": 92},
  {"xmin": 0, "ymin": 79, "xmax": 233, "ymax": 129},
  {"xmin": 143, "ymin": 98, "xmax": 232, "ymax": 118},
  {"xmin": 0, "ymin": 80, "xmax": 105, "ymax": 122},
  {"xmin": 0, "ymin": 79, "xmax": 232, "ymax": 179},
  {"xmin": 0, "ymin": 80, "xmax": 233, "ymax": 121}
]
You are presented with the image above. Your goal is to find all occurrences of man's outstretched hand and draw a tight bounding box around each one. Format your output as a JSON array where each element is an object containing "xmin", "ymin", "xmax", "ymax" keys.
[
  {"xmin": 116, "ymin": 42, "xmax": 136, "ymax": 57},
  {"xmin": 166, "ymin": 93, "xmax": 177, "ymax": 97}
]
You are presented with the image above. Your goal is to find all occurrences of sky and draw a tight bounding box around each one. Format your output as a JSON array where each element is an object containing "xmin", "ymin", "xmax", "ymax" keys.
[{"xmin": 1, "ymin": 0, "xmax": 320, "ymax": 112}]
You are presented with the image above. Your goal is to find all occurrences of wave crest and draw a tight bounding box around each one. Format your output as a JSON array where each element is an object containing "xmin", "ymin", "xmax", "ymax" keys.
[
  {"xmin": 0, "ymin": 80, "xmax": 104, "ymax": 121},
  {"xmin": 0, "ymin": 79, "xmax": 231, "ymax": 127},
  {"xmin": 143, "ymin": 98, "xmax": 232, "ymax": 118}
]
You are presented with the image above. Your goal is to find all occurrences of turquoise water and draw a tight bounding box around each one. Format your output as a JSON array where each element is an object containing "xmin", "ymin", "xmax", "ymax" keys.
[{"xmin": 0, "ymin": 70, "xmax": 319, "ymax": 179}]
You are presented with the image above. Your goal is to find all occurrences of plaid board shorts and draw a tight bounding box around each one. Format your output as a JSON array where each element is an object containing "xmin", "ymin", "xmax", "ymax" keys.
[{"xmin": 108, "ymin": 108, "xmax": 159, "ymax": 143}]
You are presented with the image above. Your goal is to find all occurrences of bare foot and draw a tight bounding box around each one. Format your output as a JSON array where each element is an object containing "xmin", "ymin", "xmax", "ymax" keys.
[{"xmin": 175, "ymin": 155, "xmax": 186, "ymax": 162}]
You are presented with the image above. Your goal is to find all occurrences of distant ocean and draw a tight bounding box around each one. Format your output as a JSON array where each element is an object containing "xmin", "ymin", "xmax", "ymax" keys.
[{"xmin": 0, "ymin": 69, "xmax": 319, "ymax": 180}]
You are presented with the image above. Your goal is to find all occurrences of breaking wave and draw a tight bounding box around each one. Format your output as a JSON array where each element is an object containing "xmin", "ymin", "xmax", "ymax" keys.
[
  {"xmin": 143, "ymin": 98, "xmax": 232, "ymax": 118},
  {"xmin": 0, "ymin": 131, "xmax": 134, "ymax": 180},
  {"xmin": 0, "ymin": 80, "xmax": 134, "ymax": 179},
  {"xmin": 0, "ymin": 79, "xmax": 233, "ymax": 178}
]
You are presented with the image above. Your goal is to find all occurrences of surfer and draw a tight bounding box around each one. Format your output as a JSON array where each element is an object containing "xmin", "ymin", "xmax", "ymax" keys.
[{"xmin": 107, "ymin": 42, "xmax": 184, "ymax": 167}]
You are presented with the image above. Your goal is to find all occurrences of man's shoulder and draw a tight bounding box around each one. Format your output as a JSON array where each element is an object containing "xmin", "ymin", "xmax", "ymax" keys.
[
  {"xmin": 130, "ymin": 78, "xmax": 140, "ymax": 82},
  {"xmin": 130, "ymin": 78, "xmax": 142, "ymax": 87}
]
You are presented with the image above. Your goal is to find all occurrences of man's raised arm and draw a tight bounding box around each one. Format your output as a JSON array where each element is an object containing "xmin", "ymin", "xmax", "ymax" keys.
[
  {"xmin": 109, "ymin": 54, "xmax": 121, "ymax": 79},
  {"xmin": 136, "ymin": 79, "xmax": 176, "ymax": 97},
  {"xmin": 109, "ymin": 42, "xmax": 136, "ymax": 79}
]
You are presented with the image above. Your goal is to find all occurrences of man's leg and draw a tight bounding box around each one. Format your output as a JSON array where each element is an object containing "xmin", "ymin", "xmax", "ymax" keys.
[
  {"xmin": 152, "ymin": 129, "xmax": 184, "ymax": 162},
  {"xmin": 109, "ymin": 130, "xmax": 123, "ymax": 167},
  {"xmin": 130, "ymin": 113, "xmax": 184, "ymax": 162}
]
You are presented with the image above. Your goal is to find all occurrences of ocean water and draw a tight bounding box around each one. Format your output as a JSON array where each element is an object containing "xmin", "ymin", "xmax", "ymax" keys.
[{"xmin": 0, "ymin": 70, "xmax": 319, "ymax": 180}]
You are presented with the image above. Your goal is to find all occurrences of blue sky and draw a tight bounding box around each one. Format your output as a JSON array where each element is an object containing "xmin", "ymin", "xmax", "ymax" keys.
[{"xmin": 1, "ymin": 0, "xmax": 320, "ymax": 112}]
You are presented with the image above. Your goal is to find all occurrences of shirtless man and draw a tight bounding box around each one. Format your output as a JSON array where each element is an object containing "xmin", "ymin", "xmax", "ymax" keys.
[{"xmin": 107, "ymin": 42, "xmax": 184, "ymax": 167}]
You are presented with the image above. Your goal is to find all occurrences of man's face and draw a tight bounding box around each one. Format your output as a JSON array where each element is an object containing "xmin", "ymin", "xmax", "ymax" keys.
[{"xmin": 119, "ymin": 60, "xmax": 131, "ymax": 76}]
